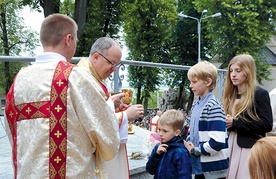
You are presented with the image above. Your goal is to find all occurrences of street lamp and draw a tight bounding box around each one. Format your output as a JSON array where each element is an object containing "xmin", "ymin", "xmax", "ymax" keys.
[{"xmin": 178, "ymin": 10, "xmax": 221, "ymax": 63}]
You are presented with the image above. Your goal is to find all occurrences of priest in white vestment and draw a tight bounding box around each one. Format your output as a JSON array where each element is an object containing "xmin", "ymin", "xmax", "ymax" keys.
[
  {"xmin": 78, "ymin": 37, "xmax": 144, "ymax": 179},
  {"xmin": 4, "ymin": 14, "xmax": 120, "ymax": 179}
]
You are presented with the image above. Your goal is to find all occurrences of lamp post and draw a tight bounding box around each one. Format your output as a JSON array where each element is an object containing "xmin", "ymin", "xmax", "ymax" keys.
[{"xmin": 178, "ymin": 10, "xmax": 221, "ymax": 63}]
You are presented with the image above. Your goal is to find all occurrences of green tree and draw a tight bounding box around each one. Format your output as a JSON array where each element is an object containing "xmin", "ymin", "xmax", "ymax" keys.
[
  {"xmin": 193, "ymin": 0, "xmax": 276, "ymax": 83},
  {"xmin": 21, "ymin": 0, "xmax": 123, "ymax": 56},
  {"xmin": 75, "ymin": 0, "xmax": 123, "ymax": 56},
  {"xmin": 163, "ymin": 0, "xmax": 200, "ymax": 111},
  {"xmin": 0, "ymin": 0, "xmax": 38, "ymax": 94},
  {"xmin": 122, "ymin": 0, "xmax": 177, "ymax": 113}
]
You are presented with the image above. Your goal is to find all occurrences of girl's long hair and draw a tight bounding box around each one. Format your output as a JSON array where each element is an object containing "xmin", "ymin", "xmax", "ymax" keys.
[{"xmin": 222, "ymin": 54, "xmax": 259, "ymax": 121}]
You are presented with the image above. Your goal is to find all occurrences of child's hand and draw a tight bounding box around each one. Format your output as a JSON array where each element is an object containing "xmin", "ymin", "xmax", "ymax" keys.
[
  {"xmin": 226, "ymin": 114, "xmax": 234, "ymax": 129},
  {"xmin": 156, "ymin": 143, "xmax": 168, "ymax": 155},
  {"xmin": 183, "ymin": 140, "xmax": 194, "ymax": 152}
]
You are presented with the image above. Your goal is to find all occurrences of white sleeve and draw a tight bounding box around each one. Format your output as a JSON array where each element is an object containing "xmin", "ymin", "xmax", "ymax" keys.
[
  {"xmin": 119, "ymin": 112, "xmax": 128, "ymax": 143},
  {"xmin": 267, "ymin": 89, "xmax": 276, "ymax": 136}
]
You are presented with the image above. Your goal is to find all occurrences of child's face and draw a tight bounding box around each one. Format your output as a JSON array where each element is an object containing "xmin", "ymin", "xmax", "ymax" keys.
[
  {"xmin": 229, "ymin": 62, "xmax": 247, "ymax": 88},
  {"xmin": 158, "ymin": 123, "xmax": 178, "ymax": 143},
  {"xmin": 189, "ymin": 77, "xmax": 210, "ymax": 98}
]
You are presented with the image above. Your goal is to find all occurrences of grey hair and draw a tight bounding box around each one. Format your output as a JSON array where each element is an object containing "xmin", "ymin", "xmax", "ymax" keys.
[{"xmin": 89, "ymin": 37, "xmax": 119, "ymax": 56}]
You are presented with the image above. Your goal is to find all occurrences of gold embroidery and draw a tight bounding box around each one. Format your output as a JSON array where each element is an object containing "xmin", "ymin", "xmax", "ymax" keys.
[
  {"xmin": 49, "ymin": 163, "xmax": 57, "ymax": 178},
  {"xmin": 56, "ymin": 80, "xmax": 64, "ymax": 87},
  {"xmin": 17, "ymin": 103, "xmax": 27, "ymax": 111},
  {"xmin": 60, "ymin": 87, "xmax": 67, "ymax": 106},
  {"xmin": 26, "ymin": 107, "xmax": 32, "ymax": 115},
  {"xmin": 53, "ymin": 64, "xmax": 62, "ymax": 80},
  {"xmin": 49, "ymin": 61, "xmax": 73, "ymax": 178},
  {"xmin": 31, "ymin": 111, "xmax": 47, "ymax": 119},
  {"xmin": 63, "ymin": 67, "xmax": 72, "ymax": 79},
  {"xmin": 54, "ymin": 130, "xmax": 62, "ymax": 138},
  {"xmin": 54, "ymin": 156, "xmax": 62, "ymax": 164},
  {"xmin": 54, "ymin": 105, "xmax": 62, "ymax": 112},
  {"xmin": 31, "ymin": 101, "xmax": 48, "ymax": 109},
  {"xmin": 49, "ymin": 138, "xmax": 57, "ymax": 157},
  {"xmin": 18, "ymin": 113, "xmax": 26, "ymax": 121},
  {"xmin": 51, "ymin": 86, "xmax": 58, "ymax": 105},
  {"xmin": 9, "ymin": 111, "xmax": 14, "ymax": 118},
  {"xmin": 50, "ymin": 113, "xmax": 57, "ymax": 131},
  {"xmin": 59, "ymin": 113, "xmax": 67, "ymax": 131},
  {"xmin": 58, "ymin": 163, "xmax": 66, "ymax": 178},
  {"xmin": 59, "ymin": 138, "xmax": 67, "ymax": 156}
]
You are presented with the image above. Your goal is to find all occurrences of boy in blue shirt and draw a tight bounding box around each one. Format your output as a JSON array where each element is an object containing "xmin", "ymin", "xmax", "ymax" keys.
[
  {"xmin": 184, "ymin": 61, "xmax": 229, "ymax": 179},
  {"xmin": 146, "ymin": 109, "xmax": 192, "ymax": 179}
]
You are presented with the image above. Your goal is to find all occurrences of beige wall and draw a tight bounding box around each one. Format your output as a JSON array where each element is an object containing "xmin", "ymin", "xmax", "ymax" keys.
[{"xmin": 258, "ymin": 67, "xmax": 276, "ymax": 93}]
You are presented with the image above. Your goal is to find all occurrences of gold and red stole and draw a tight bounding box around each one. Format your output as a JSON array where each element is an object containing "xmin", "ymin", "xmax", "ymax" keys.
[
  {"xmin": 78, "ymin": 58, "xmax": 123, "ymax": 126},
  {"xmin": 5, "ymin": 61, "xmax": 74, "ymax": 179}
]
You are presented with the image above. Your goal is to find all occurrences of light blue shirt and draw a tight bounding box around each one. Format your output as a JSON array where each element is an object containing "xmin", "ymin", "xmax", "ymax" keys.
[{"xmin": 189, "ymin": 92, "xmax": 213, "ymax": 175}]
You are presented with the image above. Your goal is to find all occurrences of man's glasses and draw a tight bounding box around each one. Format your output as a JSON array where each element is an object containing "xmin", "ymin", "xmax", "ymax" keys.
[{"xmin": 98, "ymin": 52, "xmax": 120, "ymax": 67}]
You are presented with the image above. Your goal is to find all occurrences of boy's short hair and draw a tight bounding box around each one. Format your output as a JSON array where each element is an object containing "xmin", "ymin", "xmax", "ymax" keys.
[
  {"xmin": 158, "ymin": 109, "xmax": 184, "ymax": 131},
  {"xmin": 187, "ymin": 61, "xmax": 218, "ymax": 91}
]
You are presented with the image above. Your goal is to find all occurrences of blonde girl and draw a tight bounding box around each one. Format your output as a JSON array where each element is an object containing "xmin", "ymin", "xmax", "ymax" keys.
[{"xmin": 222, "ymin": 54, "xmax": 273, "ymax": 179}]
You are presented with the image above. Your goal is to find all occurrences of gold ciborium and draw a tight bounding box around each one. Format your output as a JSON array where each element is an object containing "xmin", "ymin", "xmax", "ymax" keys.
[
  {"xmin": 121, "ymin": 89, "xmax": 135, "ymax": 134},
  {"xmin": 121, "ymin": 89, "xmax": 133, "ymax": 105}
]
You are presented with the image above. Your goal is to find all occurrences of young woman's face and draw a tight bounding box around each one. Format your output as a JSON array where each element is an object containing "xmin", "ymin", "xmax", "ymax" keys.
[
  {"xmin": 229, "ymin": 62, "xmax": 247, "ymax": 88},
  {"xmin": 189, "ymin": 78, "xmax": 210, "ymax": 98},
  {"xmin": 158, "ymin": 123, "xmax": 177, "ymax": 143}
]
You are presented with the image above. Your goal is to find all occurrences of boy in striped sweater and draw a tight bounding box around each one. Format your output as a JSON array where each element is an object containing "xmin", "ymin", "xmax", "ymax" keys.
[{"xmin": 184, "ymin": 61, "xmax": 229, "ymax": 179}]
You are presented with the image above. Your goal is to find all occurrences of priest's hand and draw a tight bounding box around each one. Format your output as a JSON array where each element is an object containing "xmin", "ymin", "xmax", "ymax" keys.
[
  {"xmin": 109, "ymin": 92, "xmax": 125, "ymax": 109},
  {"xmin": 125, "ymin": 104, "xmax": 144, "ymax": 122}
]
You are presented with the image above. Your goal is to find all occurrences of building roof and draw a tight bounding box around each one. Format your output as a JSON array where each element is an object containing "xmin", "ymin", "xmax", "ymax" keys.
[{"xmin": 260, "ymin": 36, "xmax": 276, "ymax": 66}]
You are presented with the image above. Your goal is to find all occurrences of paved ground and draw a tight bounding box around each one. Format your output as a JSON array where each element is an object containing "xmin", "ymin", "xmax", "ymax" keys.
[
  {"xmin": 0, "ymin": 116, "xmax": 13, "ymax": 179},
  {"xmin": 0, "ymin": 117, "xmax": 153, "ymax": 178}
]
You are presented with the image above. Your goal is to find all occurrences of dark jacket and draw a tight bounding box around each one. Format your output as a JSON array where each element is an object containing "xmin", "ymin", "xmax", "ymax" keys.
[
  {"xmin": 146, "ymin": 136, "xmax": 192, "ymax": 179},
  {"xmin": 229, "ymin": 86, "xmax": 273, "ymax": 148}
]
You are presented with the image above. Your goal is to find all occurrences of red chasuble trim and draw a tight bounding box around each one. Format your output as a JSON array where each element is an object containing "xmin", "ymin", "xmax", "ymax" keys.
[
  {"xmin": 5, "ymin": 61, "xmax": 74, "ymax": 179},
  {"xmin": 5, "ymin": 81, "xmax": 51, "ymax": 178},
  {"xmin": 49, "ymin": 61, "xmax": 74, "ymax": 179},
  {"xmin": 5, "ymin": 79, "xmax": 19, "ymax": 178}
]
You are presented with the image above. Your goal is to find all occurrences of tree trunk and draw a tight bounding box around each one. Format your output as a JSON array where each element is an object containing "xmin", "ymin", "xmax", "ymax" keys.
[
  {"xmin": 41, "ymin": 0, "xmax": 60, "ymax": 17},
  {"xmin": 74, "ymin": 0, "xmax": 88, "ymax": 39}
]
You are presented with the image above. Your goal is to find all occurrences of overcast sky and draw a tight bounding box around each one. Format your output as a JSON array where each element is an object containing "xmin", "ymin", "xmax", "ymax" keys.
[{"xmin": 22, "ymin": 6, "xmax": 44, "ymax": 55}]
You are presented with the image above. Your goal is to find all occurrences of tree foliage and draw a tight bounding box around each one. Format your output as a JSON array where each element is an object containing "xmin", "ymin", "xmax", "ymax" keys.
[
  {"xmin": 3, "ymin": 0, "xmax": 276, "ymax": 108},
  {"xmin": 75, "ymin": 0, "xmax": 123, "ymax": 56},
  {"xmin": 0, "ymin": 0, "xmax": 38, "ymax": 94},
  {"xmin": 122, "ymin": 0, "xmax": 177, "ymax": 112},
  {"xmin": 163, "ymin": 0, "xmax": 200, "ymax": 111},
  {"xmin": 193, "ymin": 0, "xmax": 276, "ymax": 83}
]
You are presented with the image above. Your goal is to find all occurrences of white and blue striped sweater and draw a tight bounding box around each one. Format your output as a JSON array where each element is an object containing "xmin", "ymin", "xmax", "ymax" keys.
[{"xmin": 187, "ymin": 94, "xmax": 229, "ymax": 179}]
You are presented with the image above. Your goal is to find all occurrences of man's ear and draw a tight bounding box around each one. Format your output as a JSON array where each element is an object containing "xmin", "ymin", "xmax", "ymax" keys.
[
  {"xmin": 65, "ymin": 33, "xmax": 72, "ymax": 46},
  {"xmin": 175, "ymin": 129, "xmax": 181, "ymax": 136},
  {"xmin": 92, "ymin": 52, "xmax": 100, "ymax": 62}
]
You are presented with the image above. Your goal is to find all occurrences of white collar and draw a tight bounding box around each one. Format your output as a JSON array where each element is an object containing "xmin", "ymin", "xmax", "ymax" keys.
[{"xmin": 32, "ymin": 52, "xmax": 67, "ymax": 65}]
